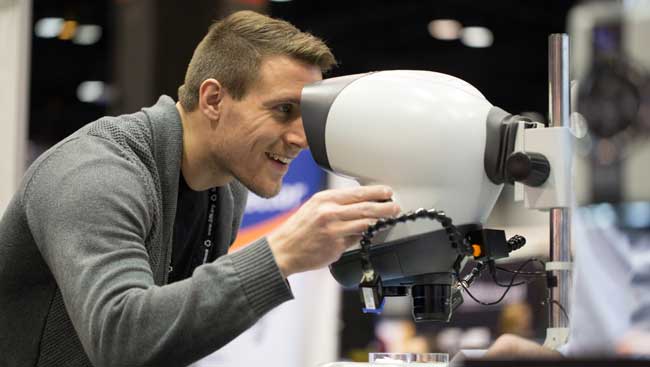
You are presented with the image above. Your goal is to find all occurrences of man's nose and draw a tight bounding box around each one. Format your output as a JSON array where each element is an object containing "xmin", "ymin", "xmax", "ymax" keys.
[{"xmin": 286, "ymin": 118, "xmax": 308, "ymax": 150}]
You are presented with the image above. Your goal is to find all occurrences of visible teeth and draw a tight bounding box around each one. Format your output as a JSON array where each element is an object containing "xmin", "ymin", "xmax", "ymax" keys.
[{"xmin": 267, "ymin": 152, "xmax": 291, "ymax": 164}]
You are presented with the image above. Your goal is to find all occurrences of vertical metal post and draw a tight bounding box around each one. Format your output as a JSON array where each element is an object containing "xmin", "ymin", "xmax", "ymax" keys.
[{"xmin": 548, "ymin": 34, "xmax": 572, "ymax": 330}]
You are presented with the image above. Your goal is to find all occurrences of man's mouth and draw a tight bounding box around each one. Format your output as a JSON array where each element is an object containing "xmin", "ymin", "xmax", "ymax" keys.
[{"xmin": 266, "ymin": 152, "xmax": 293, "ymax": 165}]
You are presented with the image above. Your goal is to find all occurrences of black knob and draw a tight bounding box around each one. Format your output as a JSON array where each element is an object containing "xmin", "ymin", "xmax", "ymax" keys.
[
  {"xmin": 506, "ymin": 151, "xmax": 550, "ymax": 187},
  {"xmin": 506, "ymin": 235, "xmax": 526, "ymax": 252}
]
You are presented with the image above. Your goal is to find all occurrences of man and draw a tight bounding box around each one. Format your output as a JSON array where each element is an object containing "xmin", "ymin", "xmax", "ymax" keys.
[{"xmin": 0, "ymin": 11, "xmax": 399, "ymax": 367}]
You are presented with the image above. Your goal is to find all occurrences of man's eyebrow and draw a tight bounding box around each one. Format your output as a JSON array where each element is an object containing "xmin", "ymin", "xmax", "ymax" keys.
[{"xmin": 263, "ymin": 98, "xmax": 301, "ymax": 107}]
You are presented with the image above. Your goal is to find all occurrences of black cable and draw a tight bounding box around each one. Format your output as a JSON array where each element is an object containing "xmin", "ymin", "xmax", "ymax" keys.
[
  {"xmin": 491, "ymin": 270, "xmax": 528, "ymax": 287},
  {"xmin": 459, "ymin": 273, "xmax": 514, "ymax": 305},
  {"xmin": 494, "ymin": 260, "xmax": 546, "ymax": 285},
  {"xmin": 495, "ymin": 258, "xmax": 546, "ymax": 276},
  {"xmin": 551, "ymin": 299, "xmax": 570, "ymax": 324},
  {"xmin": 495, "ymin": 266, "xmax": 546, "ymax": 276},
  {"xmin": 461, "ymin": 283, "xmax": 494, "ymax": 305},
  {"xmin": 460, "ymin": 258, "xmax": 545, "ymax": 305},
  {"xmin": 492, "ymin": 258, "xmax": 546, "ymax": 287}
]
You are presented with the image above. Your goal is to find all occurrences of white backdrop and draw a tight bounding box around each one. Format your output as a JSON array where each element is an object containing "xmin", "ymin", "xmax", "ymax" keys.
[{"xmin": 0, "ymin": 0, "xmax": 30, "ymax": 214}]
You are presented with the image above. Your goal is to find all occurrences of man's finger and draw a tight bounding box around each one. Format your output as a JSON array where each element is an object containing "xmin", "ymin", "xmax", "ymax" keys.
[
  {"xmin": 332, "ymin": 218, "xmax": 378, "ymax": 236},
  {"xmin": 335, "ymin": 201, "xmax": 400, "ymax": 221},
  {"xmin": 316, "ymin": 185, "xmax": 393, "ymax": 205}
]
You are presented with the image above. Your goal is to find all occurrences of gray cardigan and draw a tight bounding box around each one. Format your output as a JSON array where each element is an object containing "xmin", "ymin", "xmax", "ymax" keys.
[{"xmin": 0, "ymin": 96, "xmax": 293, "ymax": 367}]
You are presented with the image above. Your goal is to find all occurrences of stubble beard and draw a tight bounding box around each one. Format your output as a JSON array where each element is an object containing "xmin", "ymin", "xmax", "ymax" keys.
[
  {"xmin": 213, "ymin": 146, "xmax": 283, "ymax": 198},
  {"xmin": 229, "ymin": 159, "xmax": 283, "ymax": 199},
  {"xmin": 244, "ymin": 176, "xmax": 282, "ymax": 198}
]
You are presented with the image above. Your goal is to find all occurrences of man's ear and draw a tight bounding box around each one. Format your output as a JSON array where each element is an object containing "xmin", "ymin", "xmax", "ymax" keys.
[{"xmin": 198, "ymin": 78, "xmax": 224, "ymax": 120}]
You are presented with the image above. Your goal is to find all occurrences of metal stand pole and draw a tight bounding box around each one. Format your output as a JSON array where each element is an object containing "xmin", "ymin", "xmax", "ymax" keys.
[{"xmin": 544, "ymin": 33, "xmax": 572, "ymax": 348}]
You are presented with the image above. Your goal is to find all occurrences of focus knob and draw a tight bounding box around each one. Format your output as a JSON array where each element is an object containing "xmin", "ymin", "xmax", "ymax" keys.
[{"xmin": 506, "ymin": 151, "xmax": 550, "ymax": 187}]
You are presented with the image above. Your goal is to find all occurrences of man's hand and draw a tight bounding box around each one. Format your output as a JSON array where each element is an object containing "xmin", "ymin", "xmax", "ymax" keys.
[
  {"xmin": 485, "ymin": 334, "xmax": 563, "ymax": 359},
  {"xmin": 617, "ymin": 329, "xmax": 650, "ymax": 356},
  {"xmin": 267, "ymin": 185, "xmax": 400, "ymax": 278}
]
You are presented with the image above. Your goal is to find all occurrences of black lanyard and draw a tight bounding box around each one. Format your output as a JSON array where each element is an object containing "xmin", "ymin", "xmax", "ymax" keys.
[
  {"xmin": 198, "ymin": 187, "xmax": 219, "ymax": 265},
  {"xmin": 169, "ymin": 186, "xmax": 220, "ymax": 283}
]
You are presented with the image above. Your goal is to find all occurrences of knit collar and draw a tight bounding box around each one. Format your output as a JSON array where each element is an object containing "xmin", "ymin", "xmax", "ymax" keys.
[{"xmin": 142, "ymin": 95, "xmax": 185, "ymax": 252}]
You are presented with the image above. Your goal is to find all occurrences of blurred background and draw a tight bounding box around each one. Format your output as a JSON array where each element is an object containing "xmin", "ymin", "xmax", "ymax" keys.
[
  {"xmin": 24, "ymin": 0, "xmax": 575, "ymax": 154},
  {"xmin": 2, "ymin": 0, "xmax": 579, "ymax": 365}
]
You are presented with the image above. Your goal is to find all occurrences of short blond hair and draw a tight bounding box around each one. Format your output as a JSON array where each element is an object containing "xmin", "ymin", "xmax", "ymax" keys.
[{"xmin": 178, "ymin": 10, "xmax": 337, "ymax": 111}]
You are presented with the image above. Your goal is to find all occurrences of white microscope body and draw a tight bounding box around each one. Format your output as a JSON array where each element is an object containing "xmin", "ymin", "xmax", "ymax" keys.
[
  {"xmin": 302, "ymin": 70, "xmax": 569, "ymax": 323},
  {"xmin": 315, "ymin": 70, "xmax": 502, "ymax": 242}
]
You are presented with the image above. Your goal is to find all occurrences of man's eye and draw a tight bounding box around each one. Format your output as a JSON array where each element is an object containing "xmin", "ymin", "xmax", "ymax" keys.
[{"xmin": 277, "ymin": 104, "xmax": 293, "ymax": 114}]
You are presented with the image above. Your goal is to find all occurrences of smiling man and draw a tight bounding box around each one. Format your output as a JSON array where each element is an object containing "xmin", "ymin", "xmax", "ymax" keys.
[
  {"xmin": 0, "ymin": 11, "xmax": 399, "ymax": 367},
  {"xmin": 178, "ymin": 54, "xmax": 321, "ymax": 197}
]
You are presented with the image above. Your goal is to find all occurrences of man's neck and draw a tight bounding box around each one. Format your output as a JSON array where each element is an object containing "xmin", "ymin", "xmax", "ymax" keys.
[{"xmin": 176, "ymin": 102, "xmax": 231, "ymax": 191}]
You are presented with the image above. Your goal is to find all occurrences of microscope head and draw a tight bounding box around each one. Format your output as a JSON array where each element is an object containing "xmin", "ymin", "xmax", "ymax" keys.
[
  {"xmin": 302, "ymin": 71, "xmax": 503, "ymax": 243},
  {"xmin": 301, "ymin": 70, "xmax": 522, "ymax": 321}
]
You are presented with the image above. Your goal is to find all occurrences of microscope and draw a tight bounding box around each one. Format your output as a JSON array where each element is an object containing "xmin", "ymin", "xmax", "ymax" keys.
[
  {"xmin": 301, "ymin": 69, "xmax": 572, "ymax": 323},
  {"xmin": 305, "ymin": 3, "xmax": 650, "ymax": 366}
]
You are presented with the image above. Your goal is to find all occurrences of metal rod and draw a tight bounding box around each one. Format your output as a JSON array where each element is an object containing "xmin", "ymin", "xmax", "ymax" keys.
[
  {"xmin": 549, "ymin": 208, "xmax": 571, "ymax": 327},
  {"xmin": 548, "ymin": 33, "xmax": 572, "ymax": 329},
  {"xmin": 549, "ymin": 34, "xmax": 570, "ymax": 129}
]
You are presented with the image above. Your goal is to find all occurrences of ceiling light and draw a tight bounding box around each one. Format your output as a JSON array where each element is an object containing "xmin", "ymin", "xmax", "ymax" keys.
[
  {"xmin": 34, "ymin": 17, "xmax": 64, "ymax": 38},
  {"xmin": 77, "ymin": 81, "xmax": 105, "ymax": 103},
  {"xmin": 461, "ymin": 26, "xmax": 494, "ymax": 48},
  {"xmin": 73, "ymin": 25, "xmax": 102, "ymax": 45},
  {"xmin": 58, "ymin": 20, "xmax": 78, "ymax": 41},
  {"xmin": 427, "ymin": 19, "xmax": 462, "ymax": 40}
]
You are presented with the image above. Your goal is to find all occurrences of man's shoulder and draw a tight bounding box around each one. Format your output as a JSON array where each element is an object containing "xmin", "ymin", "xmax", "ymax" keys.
[
  {"xmin": 24, "ymin": 132, "xmax": 149, "ymax": 195},
  {"xmin": 83, "ymin": 111, "xmax": 154, "ymax": 159},
  {"xmin": 25, "ymin": 111, "xmax": 153, "ymax": 179}
]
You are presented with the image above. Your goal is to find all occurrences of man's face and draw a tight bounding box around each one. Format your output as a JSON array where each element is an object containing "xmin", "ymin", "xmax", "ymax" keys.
[{"xmin": 210, "ymin": 55, "xmax": 322, "ymax": 198}]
